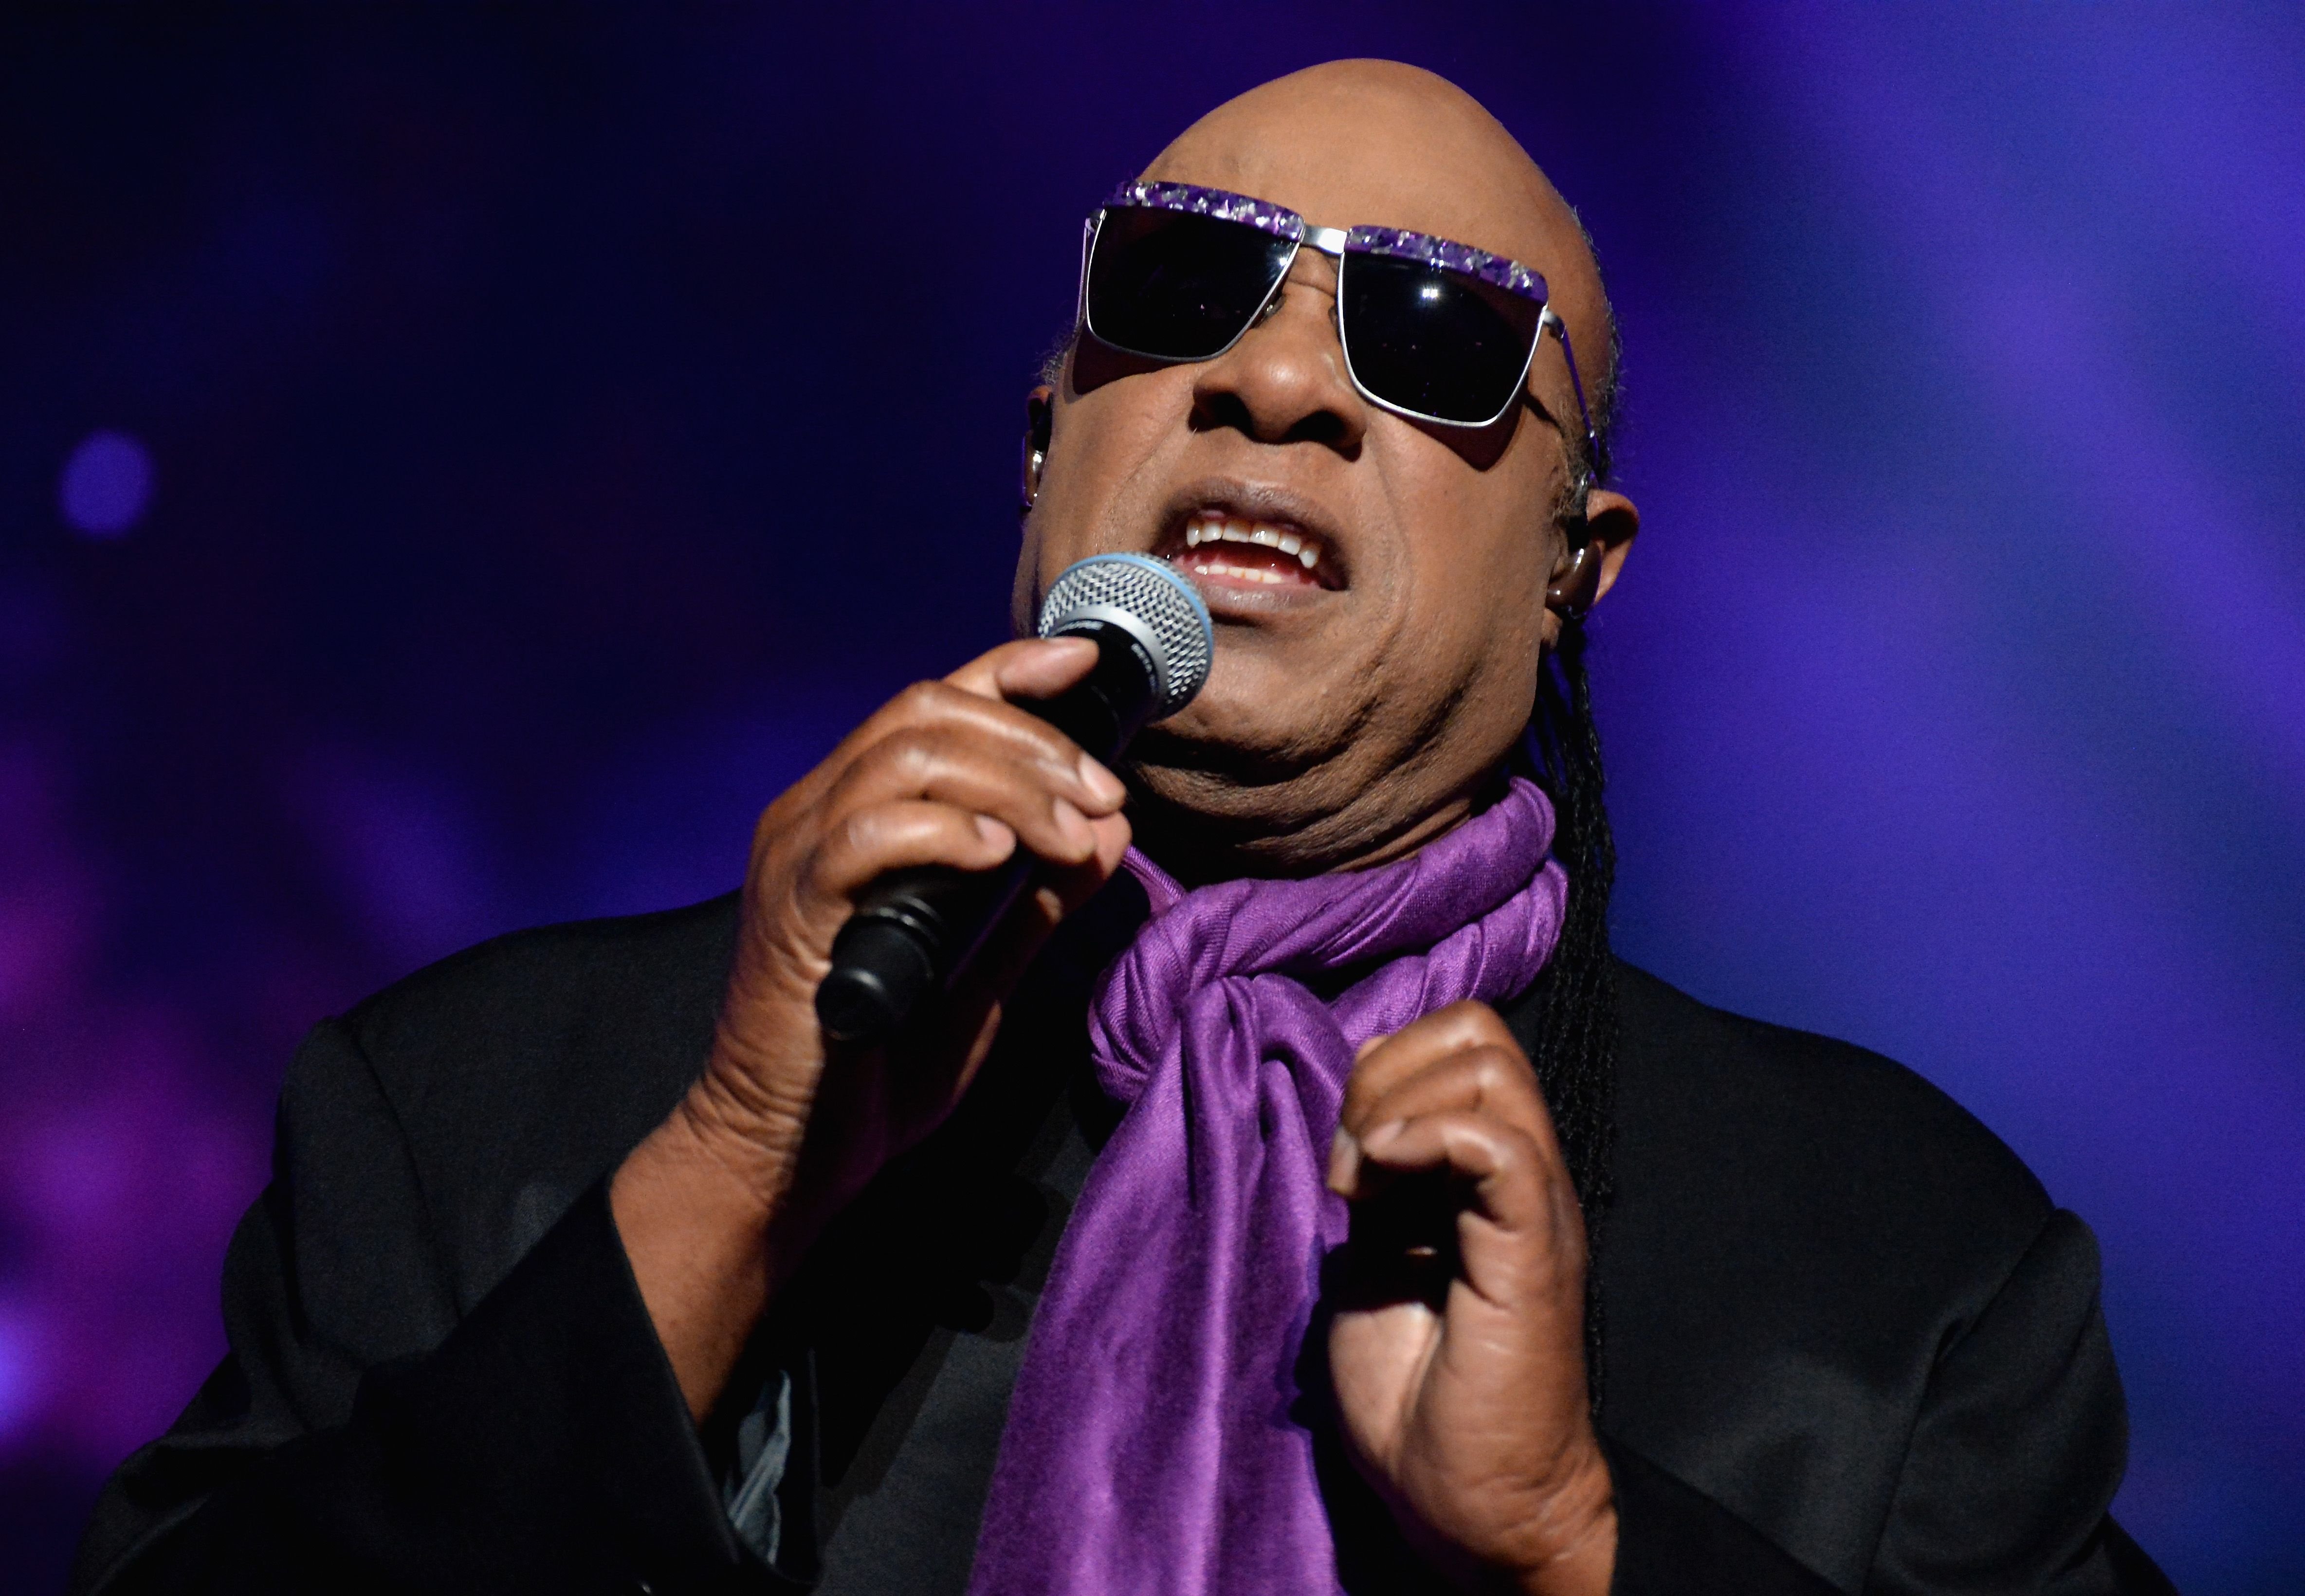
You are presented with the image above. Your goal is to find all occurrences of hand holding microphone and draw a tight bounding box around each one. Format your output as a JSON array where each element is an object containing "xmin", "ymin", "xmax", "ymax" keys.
[
  {"xmin": 817, "ymin": 555, "xmax": 1213, "ymax": 1043},
  {"xmin": 616, "ymin": 559, "xmax": 1212, "ymax": 1411}
]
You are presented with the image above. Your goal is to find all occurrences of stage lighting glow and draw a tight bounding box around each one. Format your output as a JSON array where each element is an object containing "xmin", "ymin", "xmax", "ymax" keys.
[
  {"xmin": 0, "ymin": 1309, "xmax": 32, "ymax": 1444},
  {"xmin": 58, "ymin": 431, "xmax": 153, "ymax": 538}
]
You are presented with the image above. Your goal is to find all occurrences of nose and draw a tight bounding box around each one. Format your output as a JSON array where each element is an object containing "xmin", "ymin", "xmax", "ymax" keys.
[{"xmin": 1189, "ymin": 250, "xmax": 1368, "ymax": 453}]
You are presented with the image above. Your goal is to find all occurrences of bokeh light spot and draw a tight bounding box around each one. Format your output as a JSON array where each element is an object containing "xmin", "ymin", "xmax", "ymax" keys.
[{"xmin": 58, "ymin": 431, "xmax": 154, "ymax": 538}]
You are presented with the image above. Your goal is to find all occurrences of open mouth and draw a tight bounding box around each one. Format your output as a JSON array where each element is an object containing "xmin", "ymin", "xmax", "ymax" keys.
[{"xmin": 1160, "ymin": 507, "xmax": 1344, "ymax": 596}]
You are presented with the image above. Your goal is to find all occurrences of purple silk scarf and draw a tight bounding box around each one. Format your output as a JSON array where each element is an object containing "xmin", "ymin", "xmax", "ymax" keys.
[{"xmin": 967, "ymin": 777, "xmax": 1569, "ymax": 1596}]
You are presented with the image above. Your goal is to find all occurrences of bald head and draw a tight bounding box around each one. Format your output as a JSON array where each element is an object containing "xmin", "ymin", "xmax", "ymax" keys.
[{"xmin": 1145, "ymin": 61, "xmax": 1615, "ymax": 464}]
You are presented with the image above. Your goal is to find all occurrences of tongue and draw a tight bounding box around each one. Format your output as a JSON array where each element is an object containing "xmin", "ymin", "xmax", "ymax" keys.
[{"xmin": 1181, "ymin": 540, "xmax": 1318, "ymax": 588}]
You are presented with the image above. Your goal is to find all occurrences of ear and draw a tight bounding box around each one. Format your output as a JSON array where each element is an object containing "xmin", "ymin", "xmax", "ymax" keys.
[
  {"xmin": 1545, "ymin": 489, "xmax": 1639, "ymax": 620},
  {"xmin": 1020, "ymin": 384, "xmax": 1055, "ymax": 515}
]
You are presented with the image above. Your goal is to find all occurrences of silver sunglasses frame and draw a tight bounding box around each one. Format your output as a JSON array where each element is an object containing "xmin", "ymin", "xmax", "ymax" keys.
[{"xmin": 1077, "ymin": 181, "xmax": 1600, "ymax": 461}]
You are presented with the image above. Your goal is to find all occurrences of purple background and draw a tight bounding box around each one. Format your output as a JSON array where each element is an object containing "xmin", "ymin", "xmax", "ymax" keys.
[{"xmin": 3, "ymin": 5, "xmax": 2299, "ymax": 1589}]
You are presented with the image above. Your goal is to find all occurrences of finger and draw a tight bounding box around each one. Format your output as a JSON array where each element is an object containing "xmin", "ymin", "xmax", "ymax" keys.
[
  {"xmin": 816, "ymin": 721, "xmax": 1111, "ymax": 868},
  {"xmin": 1040, "ymin": 808, "xmax": 1134, "ymax": 915},
  {"xmin": 1337, "ymin": 1112, "xmax": 1585, "ymax": 1314},
  {"xmin": 949, "ymin": 639, "xmax": 1129, "ymax": 811},
  {"xmin": 885, "ymin": 679, "xmax": 1127, "ymax": 814},
  {"xmin": 1341, "ymin": 1044, "xmax": 1555, "ymax": 1158},
  {"xmin": 1331, "ymin": 1044, "xmax": 1547, "ymax": 1199},
  {"xmin": 752, "ymin": 640, "xmax": 1111, "ymax": 847},
  {"xmin": 1341, "ymin": 1000, "xmax": 1526, "ymax": 1134},
  {"xmin": 780, "ymin": 671, "xmax": 1126, "ymax": 841},
  {"xmin": 1348, "ymin": 1112, "xmax": 1554, "ymax": 1235},
  {"xmin": 799, "ymin": 799, "xmax": 1021, "ymax": 907},
  {"xmin": 944, "ymin": 635, "xmax": 1098, "ymax": 702}
]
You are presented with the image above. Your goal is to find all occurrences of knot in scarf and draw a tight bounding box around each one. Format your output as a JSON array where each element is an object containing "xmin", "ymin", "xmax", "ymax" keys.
[{"xmin": 968, "ymin": 777, "xmax": 1568, "ymax": 1596}]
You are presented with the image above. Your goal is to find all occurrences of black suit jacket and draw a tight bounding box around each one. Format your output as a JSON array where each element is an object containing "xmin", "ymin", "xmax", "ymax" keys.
[{"xmin": 71, "ymin": 891, "xmax": 2172, "ymax": 1594}]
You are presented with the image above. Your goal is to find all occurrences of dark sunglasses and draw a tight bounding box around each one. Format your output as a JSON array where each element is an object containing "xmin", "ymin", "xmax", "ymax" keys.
[{"xmin": 1080, "ymin": 181, "xmax": 1599, "ymax": 461}]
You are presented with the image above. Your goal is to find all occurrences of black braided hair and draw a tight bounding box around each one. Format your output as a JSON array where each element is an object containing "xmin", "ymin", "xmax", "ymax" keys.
[
  {"xmin": 1520, "ymin": 616, "xmax": 1617, "ymax": 1415},
  {"xmin": 1518, "ymin": 205, "xmax": 1626, "ymax": 1416},
  {"xmin": 1525, "ymin": 205, "xmax": 1623, "ymax": 1412}
]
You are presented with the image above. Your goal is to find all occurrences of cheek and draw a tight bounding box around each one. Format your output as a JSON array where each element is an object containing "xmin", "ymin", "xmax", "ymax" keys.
[
  {"xmin": 1015, "ymin": 384, "xmax": 1185, "ymax": 627},
  {"xmin": 1368, "ymin": 445, "xmax": 1556, "ymax": 758},
  {"xmin": 1049, "ymin": 378, "xmax": 1195, "ymax": 529},
  {"xmin": 1378, "ymin": 445, "xmax": 1555, "ymax": 645}
]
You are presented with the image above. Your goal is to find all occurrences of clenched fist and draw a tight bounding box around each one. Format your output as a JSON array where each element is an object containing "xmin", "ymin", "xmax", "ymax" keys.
[
  {"xmin": 1326, "ymin": 1001, "xmax": 1617, "ymax": 1596},
  {"xmin": 612, "ymin": 636, "xmax": 1132, "ymax": 1418}
]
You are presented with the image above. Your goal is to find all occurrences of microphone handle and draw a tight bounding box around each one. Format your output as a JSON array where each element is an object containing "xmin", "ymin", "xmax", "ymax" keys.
[{"xmin": 812, "ymin": 623, "xmax": 1153, "ymax": 1046}]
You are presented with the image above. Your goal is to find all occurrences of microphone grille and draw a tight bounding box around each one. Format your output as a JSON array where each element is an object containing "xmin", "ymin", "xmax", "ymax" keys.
[{"xmin": 1036, "ymin": 553, "xmax": 1214, "ymax": 718}]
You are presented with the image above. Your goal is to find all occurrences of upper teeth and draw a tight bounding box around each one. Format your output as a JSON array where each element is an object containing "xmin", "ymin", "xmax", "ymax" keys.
[{"xmin": 1183, "ymin": 514, "xmax": 1322, "ymax": 569}]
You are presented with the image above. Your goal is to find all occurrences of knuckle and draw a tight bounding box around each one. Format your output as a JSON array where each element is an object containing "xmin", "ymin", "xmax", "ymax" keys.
[
  {"xmin": 791, "ymin": 836, "xmax": 842, "ymax": 908},
  {"xmin": 858, "ymin": 726, "xmax": 951, "ymax": 792},
  {"xmin": 1477, "ymin": 1121, "xmax": 1529, "ymax": 1170},
  {"xmin": 833, "ymin": 805, "xmax": 885, "ymax": 857},
  {"xmin": 878, "ymin": 721, "xmax": 943, "ymax": 764},
  {"xmin": 1468, "ymin": 1056, "xmax": 1512, "ymax": 1099},
  {"xmin": 893, "ymin": 679, "xmax": 951, "ymax": 718},
  {"xmin": 814, "ymin": 807, "xmax": 903, "ymax": 886},
  {"xmin": 1473, "ymin": 1048, "xmax": 1534, "ymax": 1093}
]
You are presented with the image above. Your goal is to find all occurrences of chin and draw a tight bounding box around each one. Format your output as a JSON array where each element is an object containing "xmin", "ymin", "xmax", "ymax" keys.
[
  {"xmin": 1122, "ymin": 726, "xmax": 1391, "ymax": 881},
  {"xmin": 1133, "ymin": 695, "xmax": 1346, "ymax": 790},
  {"xmin": 1169, "ymin": 653, "xmax": 1357, "ymax": 748}
]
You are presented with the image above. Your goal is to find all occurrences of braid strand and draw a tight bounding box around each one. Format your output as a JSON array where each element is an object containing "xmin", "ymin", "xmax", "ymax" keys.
[{"xmin": 1524, "ymin": 618, "xmax": 1618, "ymax": 1415}]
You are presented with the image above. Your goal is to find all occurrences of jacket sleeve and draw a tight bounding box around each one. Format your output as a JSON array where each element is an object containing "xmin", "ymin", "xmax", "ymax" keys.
[
  {"xmin": 1861, "ymin": 1209, "xmax": 2174, "ymax": 1596},
  {"xmin": 68, "ymin": 1017, "xmax": 774, "ymax": 1596}
]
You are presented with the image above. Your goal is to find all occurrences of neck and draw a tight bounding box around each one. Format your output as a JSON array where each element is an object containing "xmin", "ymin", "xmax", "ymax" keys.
[{"xmin": 1126, "ymin": 764, "xmax": 1506, "ymax": 888}]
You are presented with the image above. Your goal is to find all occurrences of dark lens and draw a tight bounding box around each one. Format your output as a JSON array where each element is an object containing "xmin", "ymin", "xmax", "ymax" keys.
[
  {"xmin": 1338, "ymin": 254, "xmax": 1544, "ymax": 424},
  {"xmin": 1086, "ymin": 207, "xmax": 1296, "ymax": 361}
]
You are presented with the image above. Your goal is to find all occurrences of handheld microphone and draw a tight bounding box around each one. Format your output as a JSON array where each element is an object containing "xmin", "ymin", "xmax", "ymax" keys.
[{"xmin": 813, "ymin": 553, "xmax": 1214, "ymax": 1046}]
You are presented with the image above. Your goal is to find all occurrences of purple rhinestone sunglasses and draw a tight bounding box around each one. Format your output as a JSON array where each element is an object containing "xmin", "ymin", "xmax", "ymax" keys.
[{"xmin": 1079, "ymin": 180, "xmax": 1599, "ymax": 464}]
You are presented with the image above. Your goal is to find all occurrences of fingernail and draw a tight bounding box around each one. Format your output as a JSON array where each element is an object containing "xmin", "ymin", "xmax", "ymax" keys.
[
  {"xmin": 1078, "ymin": 756, "xmax": 1126, "ymax": 807},
  {"xmin": 973, "ymin": 814, "xmax": 1009, "ymax": 846},
  {"xmin": 1326, "ymin": 1126, "xmax": 1361, "ymax": 1193},
  {"xmin": 1051, "ymin": 796, "xmax": 1093, "ymax": 850},
  {"xmin": 1362, "ymin": 1120, "xmax": 1406, "ymax": 1153}
]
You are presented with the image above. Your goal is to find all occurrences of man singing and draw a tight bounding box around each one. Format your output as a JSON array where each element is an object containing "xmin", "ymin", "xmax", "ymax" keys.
[{"xmin": 74, "ymin": 61, "xmax": 2170, "ymax": 1596}]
